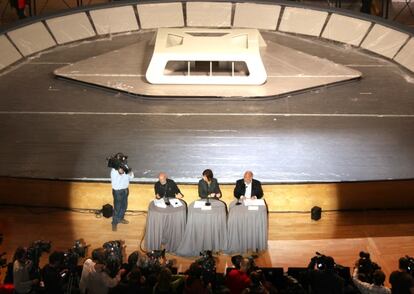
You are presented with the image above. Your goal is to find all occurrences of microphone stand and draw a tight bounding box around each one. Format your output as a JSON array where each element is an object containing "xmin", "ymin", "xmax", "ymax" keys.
[
  {"xmin": 236, "ymin": 196, "xmax": 242, "ymax": 206},
  {"xmin": 163, "ymin": 182, "xmax": 170, "ymax": 206},
  {"xmin": 205, "ymin": 195, "xmax": 211, "ymax": 206}
]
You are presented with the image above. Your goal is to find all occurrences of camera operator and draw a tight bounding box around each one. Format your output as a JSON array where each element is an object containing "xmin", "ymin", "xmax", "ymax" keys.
[
  {"xmin": 79, "ymin": 248, "xmax": 102, "ymax": 294},
  {"xmin": 389, "ymin": 257, "xmax": 414, "ymax": 294},
  {"xmin": 110, "ymin": 160, "xmax": 134, "ymax": 232},
  {"xmin": 307, "ymin": 253, "xmax": 344, "ymax": 294},
  {"xmin": 242, "ymin": 270, "xmax": 269, "ymax": 294},
  {"xmin": 82, "ymin": 248, "xmax": 125, "ymax": 294},
  {"xmin": 41, "ymin": 251, "xmax": 65, "ymax": 294},
  {"xmin": 225, "ymin": 255, "xmax": 252, "ymax": 294},
  {"xmin": 153, "ymin": 266, "xmax": 185, "ymax": 294},
  {"xmin": 155, "ymin": 172, "xmax": 184, "ymax": 200},
  {"xmin": 184, "ymin": 262, "xmax": 211, "ymax": 294},
  {"xmin": 12, "ymin": 247, "xmax": 39, "ymax": 294},
  {"xmin": 352, "ymin": 266, "xmax": 390, "ymax": 294}
]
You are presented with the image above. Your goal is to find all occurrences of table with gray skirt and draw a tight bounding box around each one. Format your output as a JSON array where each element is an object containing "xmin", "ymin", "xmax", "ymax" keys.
[
  {"xmin": 226, "ymin": 199, "xmax": 268, "ymax": 254},
  {"xmin": 176, "ymin": 198, "xmax": 228, "ymax": 257},
  {"xmin": 144, "ymin": 199, "xmax": 187, "ymax": 252}
]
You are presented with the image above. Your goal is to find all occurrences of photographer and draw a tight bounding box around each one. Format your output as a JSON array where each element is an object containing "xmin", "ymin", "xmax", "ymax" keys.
[
  {"xmin": 307, "ymin": 253, "xmax": 344, "ymax": 294},
  {"xmin": 153, "ymin": 267, "xmax": 185, "ymax": 294},
  {"xmin": 12, "ymin": 247, "xmax": 39, "ymax": 294},
  {"xmin": 389, "ymin": 257, "xmax": 414, "ymax": 294},
  {"xmin": 352, "ymin": 267, "xmax": 390, "ymax": 294},
  {"xmin": 184, "ymin": 262, "xmax": 211, "ymax": 294},
  {"xmin": 225, "ymin": 255, "xmax": 251, "ymax": 294},
  {"xmin": 242, "ymin": 270, "xmax": 269, "ymax": 294},
  {"xmin": 41, "ymin": 251, "xmax": 65, "ymax": 294},
  {"xmin": 82, "ymin": 248, "xmax": 125, "ymax": 294},
  {"xmin": 110, "ymin": 154, "xmax": 134, "ymax": 232}
]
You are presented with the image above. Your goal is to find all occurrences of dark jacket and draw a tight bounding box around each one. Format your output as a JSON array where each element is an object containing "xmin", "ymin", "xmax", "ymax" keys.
[
  {"xmin": 233, "ymin": 179, "xmax": 264, "ymax": 199},
  {"xmin": 154, "ymin": 178, "xmax": 181, "ymax": 198},
  {"xmin": 198, "ymin": 178, "xmax": 221, "ymax": 199}
]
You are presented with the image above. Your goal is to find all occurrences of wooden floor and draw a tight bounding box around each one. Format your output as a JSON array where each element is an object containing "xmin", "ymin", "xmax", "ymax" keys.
[{"xmin": 1, "ymin": 205, "xmax": 414, "ymax": 286}]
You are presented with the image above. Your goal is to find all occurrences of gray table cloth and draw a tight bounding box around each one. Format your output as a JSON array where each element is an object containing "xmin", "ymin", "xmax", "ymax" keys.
[
  {"xmin": 226, "ymin": 199, "xmax": 268, "ymax": 254},
  {"xmin": 144, "ymin": 199, "xmax": 187, "ymax": 252},
  {"xmin": 176, "ymin": 199, "xmax": 228, "ymax": 257}
]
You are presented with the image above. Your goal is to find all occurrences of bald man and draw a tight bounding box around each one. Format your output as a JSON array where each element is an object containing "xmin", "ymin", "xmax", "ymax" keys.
[
  {"xmin": 233, "ymin": 171, "xmax": 263, "ymax": 200},
  {"xmin": 154, "ymin": 172, "xmax": 183, "ymax": 200}
]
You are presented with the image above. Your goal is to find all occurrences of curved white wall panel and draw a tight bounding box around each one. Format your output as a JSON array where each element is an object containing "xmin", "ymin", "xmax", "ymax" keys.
[
  {"xmin": 186, "ymin": 2, "xmax": 232, "ymax": 27},
  {"xmin": 279, "ymin": 7, "xmax": 328, "ymax": 37},
  {"xmin": 233, "ymin": 3, "xmax": 280, "ymax": 30},
  {"xmin": 7, "ymin": 22, "xmax": 56, "ymax": 56},
  {"xmin": 137, "ymin": 2, "xmax": 184, "ymax": 29},
  {"xmin": 46, "ymin": 13, "xmax": 96, "ymax": 44},
  {"xmin": 90, "ymin": 6, "xmax": 139, "ymax": 35},
  {"xmin": 322, "ymin": 13, "xmax": 371, "ymax": 46}
]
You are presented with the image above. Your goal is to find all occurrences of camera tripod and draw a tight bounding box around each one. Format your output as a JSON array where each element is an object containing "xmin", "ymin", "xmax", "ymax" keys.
[{"xmin": 64, "ymin": 270, "xmax": 80, "ymax": 294}]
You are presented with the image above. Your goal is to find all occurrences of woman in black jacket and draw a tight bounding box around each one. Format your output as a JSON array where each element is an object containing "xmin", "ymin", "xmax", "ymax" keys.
[{"xmin": 198, "ymin": 169, "xmax": 222, "ymax": 199}]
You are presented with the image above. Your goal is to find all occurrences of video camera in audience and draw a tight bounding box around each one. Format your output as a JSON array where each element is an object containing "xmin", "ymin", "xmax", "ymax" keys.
[
  {"xmin": 356, "ymin": 251, "xmax": 381, "ymax": 283},
  {"xmin": 400, "ymin": 256, "xmax": 414, "ymax": 276},
  {"xmin": 103, "ymin": 240, "xmax": 124, "ymax": 278},
  {"xmin": 62, "ymin": 239, "xmax": 89, "ymax": 274},
  {"xmin": 27, "ymin": 240, "xmax": 52, "ymax": 276},
  {"xmin": 107, "ymin": 152, "xmax": 131, "ymax": 174},
  {"xmin": 311, "ymin": 252, "xmax": 350, "ymax": 280},
  {"xmin": 196, "ymin": 250, "xmax": 216, "ymax": 286},
  {"xmin": 140, "ymin": 249, "xmax": 175, "ymax": 274}
]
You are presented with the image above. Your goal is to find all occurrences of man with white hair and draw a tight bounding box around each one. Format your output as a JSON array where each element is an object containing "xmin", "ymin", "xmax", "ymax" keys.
[
  {"xmin": 233, "ymin": 170, "xmax": 264, "ymax": 200},
  {"xmin": 154, "ymin": 172, "xmax": 183, "ymax": 200}
]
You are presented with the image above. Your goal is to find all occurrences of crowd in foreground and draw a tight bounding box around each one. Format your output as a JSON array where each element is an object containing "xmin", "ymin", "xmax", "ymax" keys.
[{"xmin": 2, "ymin": 241, "xmax": 414, "ymax": 294}]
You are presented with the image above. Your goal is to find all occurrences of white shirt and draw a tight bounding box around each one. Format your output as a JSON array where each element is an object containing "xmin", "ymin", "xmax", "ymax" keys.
[
  {"xmin": 111, "ymin": 168, "xmax": 134, "ymax": 190},
  {"xmin": 79, "ymin": 259, "xmax": 95, "ymax": 294},
  {"xmin": 13, "ymin": 260, "xmax": 33, "ymax": 294},
  {"xmin": 244, "ymin": 182, "xmax": 252, "ymax": 198},
  {"xmin": 84, "ymin": 265, "xmax": 121, "ymax": 294},
  {"xmin": 352, "ymin": 269, "xmax": 391, "ymax": 294}
]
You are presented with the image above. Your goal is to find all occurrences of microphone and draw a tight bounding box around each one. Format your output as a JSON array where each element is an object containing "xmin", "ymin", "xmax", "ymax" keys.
[
  {"xmin": 236, "ymin": 196, "xmax": 242, "ymax": 206},
  {"xmin": 205, "ymin": 195, "xmax": 211, "ymax": 206},
  {"xmin": 164, "ymin": 195, "xmax": 170, "ymax": 206},
  {"xmin": 163, "ymin": 183, "xmax": 170, "ymax": 206}
]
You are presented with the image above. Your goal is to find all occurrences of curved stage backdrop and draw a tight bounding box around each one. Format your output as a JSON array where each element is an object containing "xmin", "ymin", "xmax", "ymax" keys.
[{"xmin": 0, "ymin": 0, "xmax": 413, "ymax": 211}]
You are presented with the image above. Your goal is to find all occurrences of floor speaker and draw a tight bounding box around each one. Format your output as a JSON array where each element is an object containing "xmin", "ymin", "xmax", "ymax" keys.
[
  {"xmin": 102, "ymin": 204, "xmax": 113, "ymax": 218},
  {"xmin": 311, "ymin": 206, "xmax": 322, "ymax": 221}
]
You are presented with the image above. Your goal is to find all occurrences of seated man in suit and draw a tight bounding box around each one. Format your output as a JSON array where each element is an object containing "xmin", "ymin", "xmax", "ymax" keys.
[
  {"xmin": 154, "ymin": 172, "xmax": 183, "ymax": 199},
  {"xmin": 234, "ymin": 171, "xmax": 264, "ymax": 200}
]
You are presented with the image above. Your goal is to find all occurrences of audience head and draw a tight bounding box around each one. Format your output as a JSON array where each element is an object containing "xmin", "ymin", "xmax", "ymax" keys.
[
  {"xmin": 157, "ymin": 267, "xmax": 173, "ymax": 290},
  {"xmin": 48, "ymin": 251, "xmax": 64, "ymax": 267},
  {"xmin": 243, "ymin": 171, "xmax": 254, "ymax": 184},
  {"xmin": 91, "ymin": 248, "xmax": 106, "ymax": 264},
  {"xmin": 231, "ymin": 255, "xmax": 243, "ymax": 269},
  {"xmin": 187, "ymin": 262, "xmax": 203, "ymax": 278},
  {"xmin": 128, "ymin": 251, "xmax": 141, "ymax": 268},
  {"xmin": 158, "ymin": 172, "xmax": 167, "ymax": 185},
  {"xmin": 202, "ymin": 169, "xmax": 214, "ymax": 182},
  {"xmin": 399, "ymin": 257, "xmax": 410, "ymax": 272},
  {"xmin": 372, "ymin": 270, "xmax": 386, "ymax": 286},
  {"xmin": 13, "ymin": 247, "xmax": 27, "ymax": 262}
]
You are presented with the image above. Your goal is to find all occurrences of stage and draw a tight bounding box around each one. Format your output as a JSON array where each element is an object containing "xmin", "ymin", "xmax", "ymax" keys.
[
  {"xmin": 0, "ymin": 31, "xmax": 413, "ymax": 183},
  {"xmin": 1, "ymin": 205, "xmax": 413, "ymax": 286}
]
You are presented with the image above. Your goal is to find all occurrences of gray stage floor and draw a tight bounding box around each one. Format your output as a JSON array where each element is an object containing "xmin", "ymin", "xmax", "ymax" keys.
[{"xmin": 0, "ymin": 31, "xmax": 413, "ymax": 183}]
